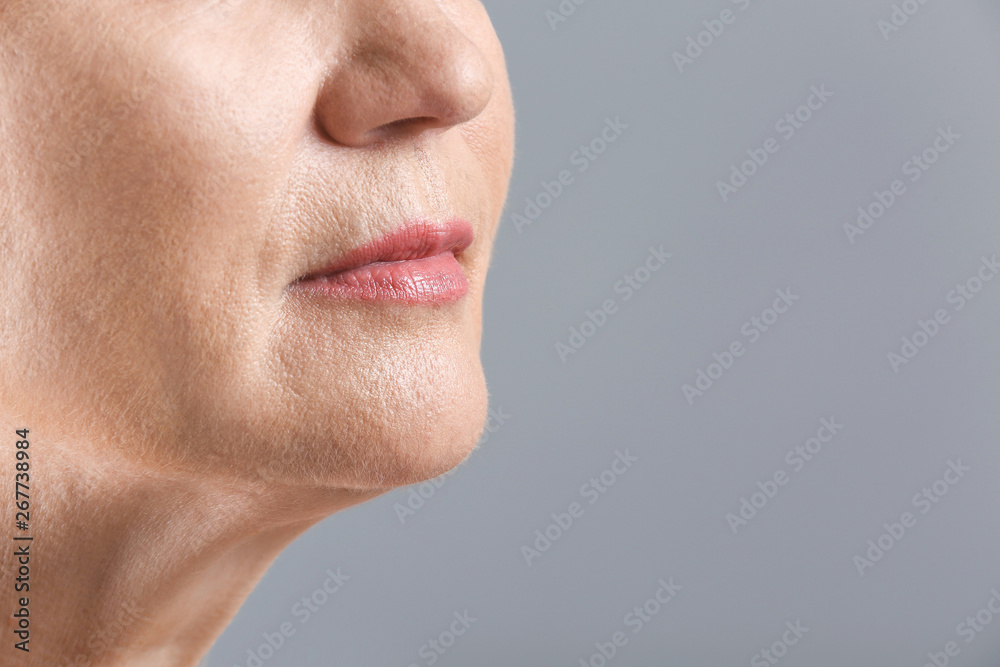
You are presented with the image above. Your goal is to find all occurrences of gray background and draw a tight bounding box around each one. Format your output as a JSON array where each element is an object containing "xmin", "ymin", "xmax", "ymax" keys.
[{"xmin": 207, "ymin": 1, "xmax": 1000, "ymax": 665}]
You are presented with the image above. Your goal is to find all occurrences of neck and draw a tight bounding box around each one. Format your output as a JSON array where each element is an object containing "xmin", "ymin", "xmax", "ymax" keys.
[{"xmin": 1, "ymin": 437, "xmax": 378, "ymax": 666}]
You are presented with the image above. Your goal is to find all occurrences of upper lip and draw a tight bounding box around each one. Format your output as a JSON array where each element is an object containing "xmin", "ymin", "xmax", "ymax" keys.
[{"xmin": 297, "ymin": 219, "xmax": 475, "ymax": 281}]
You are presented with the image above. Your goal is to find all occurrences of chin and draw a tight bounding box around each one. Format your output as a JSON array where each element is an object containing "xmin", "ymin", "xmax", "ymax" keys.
[
  {"xmin": 232, "ymin": 336, "xmax": 490, "ymax": 494},
  {"xmin": 375, "ymin": 376, "xmax": 490, "ymax": 490},
  {"xmin": 346, "ymin": 359, "xmax": 491, "ymax": 491}
]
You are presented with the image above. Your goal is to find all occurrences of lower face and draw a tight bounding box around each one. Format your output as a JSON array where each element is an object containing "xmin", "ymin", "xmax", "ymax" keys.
[{"xmin": 0, "ymin": 0, "xmax": 515, "ymax": 491}]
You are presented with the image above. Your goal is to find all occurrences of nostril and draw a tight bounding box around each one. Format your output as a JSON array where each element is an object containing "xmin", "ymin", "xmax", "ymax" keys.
[
  {"xmin": 371, "ymin": 116, "xmax": 448, "ymax": 143},
  {"xmin": 376, "ymin": 117, "xmax": 431, "ymax": 133}
]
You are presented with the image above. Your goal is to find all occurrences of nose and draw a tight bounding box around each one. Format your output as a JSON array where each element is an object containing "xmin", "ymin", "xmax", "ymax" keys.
[{"xmin": 313, "ymin": 2, "xmax": 495, "ymax": 147}]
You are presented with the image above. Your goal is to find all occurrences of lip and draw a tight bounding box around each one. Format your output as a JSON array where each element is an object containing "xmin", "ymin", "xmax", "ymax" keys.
[{"xmin": 291, "ymin": 219, "xmax": 474, "ymax": 304}]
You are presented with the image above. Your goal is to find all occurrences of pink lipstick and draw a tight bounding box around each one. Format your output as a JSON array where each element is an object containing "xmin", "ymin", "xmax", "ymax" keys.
[{"xmin": 293, "ymin": 220, "xmax": 474, "ymax": 304}]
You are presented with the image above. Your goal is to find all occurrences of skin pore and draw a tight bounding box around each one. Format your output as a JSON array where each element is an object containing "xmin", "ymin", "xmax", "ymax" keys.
[{"xmin": 0, "ymin": 0, "xmax": 514, "ymax": 664}]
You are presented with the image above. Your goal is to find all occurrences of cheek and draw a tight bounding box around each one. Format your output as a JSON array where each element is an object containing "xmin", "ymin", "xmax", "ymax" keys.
[{"xmin": 0, "ymin": 44, "xmax": 305, "ymax": 451}]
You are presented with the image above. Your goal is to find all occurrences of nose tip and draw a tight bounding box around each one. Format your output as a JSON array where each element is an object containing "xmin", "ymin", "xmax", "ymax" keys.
[{"xmin": 314, "ymin": 5, "xmax": 495, "ymax": 148}]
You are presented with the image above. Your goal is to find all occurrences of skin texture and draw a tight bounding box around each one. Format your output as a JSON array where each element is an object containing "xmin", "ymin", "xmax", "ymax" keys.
[{"xmin": 0, "ymin": 0, "xmax": 515, "ymax": 664}]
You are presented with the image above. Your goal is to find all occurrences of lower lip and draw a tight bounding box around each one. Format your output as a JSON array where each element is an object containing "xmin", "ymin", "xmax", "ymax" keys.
[{"xmin": 293, "ymin": 252, "xmax": 469, "ymax": 304}]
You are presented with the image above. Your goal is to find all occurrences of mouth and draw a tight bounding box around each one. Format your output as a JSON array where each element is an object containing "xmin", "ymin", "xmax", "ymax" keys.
[{"xmin": 291, "ymin": 219, "xmax": 474, "ymax": 304}]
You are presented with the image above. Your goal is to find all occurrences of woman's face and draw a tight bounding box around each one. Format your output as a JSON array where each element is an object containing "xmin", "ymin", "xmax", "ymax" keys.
[{"xmin": 0, "ymin": 0, "xmax": 514, "ymax": 491}]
